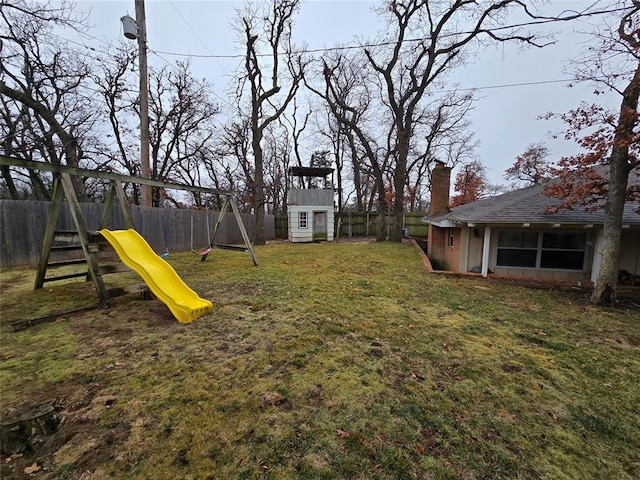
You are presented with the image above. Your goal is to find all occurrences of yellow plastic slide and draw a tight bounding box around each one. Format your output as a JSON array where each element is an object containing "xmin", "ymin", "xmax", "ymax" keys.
[{"xmin": 99, "ymin": 229, "xmax": 212, "ymax": 323}]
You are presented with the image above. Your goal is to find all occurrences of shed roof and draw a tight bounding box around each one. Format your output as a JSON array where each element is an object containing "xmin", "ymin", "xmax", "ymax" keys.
[
  {"xmin": 424, "ymin": 170, "xmax": 640, "ymax": 227},
  {"xmin": 288, "ymin": 166, "xmax": 333, "ymax": 177}
]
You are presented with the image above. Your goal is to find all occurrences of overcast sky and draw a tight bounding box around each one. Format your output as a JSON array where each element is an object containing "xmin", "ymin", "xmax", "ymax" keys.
[{"xmin": 70, "ymin": 0, "xmax": 622, "ymax": 186}]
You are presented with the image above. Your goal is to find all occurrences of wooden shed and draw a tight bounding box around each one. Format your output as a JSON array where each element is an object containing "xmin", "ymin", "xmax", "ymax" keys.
[{"xmin": 287, "ymin": 166, "xmax": 335, "ymax": 243}]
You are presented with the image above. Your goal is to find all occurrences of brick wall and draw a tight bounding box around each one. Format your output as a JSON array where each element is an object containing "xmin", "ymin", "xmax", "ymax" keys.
[
  {"xmin": 427, "ymin": 162, "xmax": 452, "ymax": 268},
  {"xmin": 429, "ymin": 163, "xmax": 451, "ymax": 217},
  {"xmin": 443, "ymin": 227, "xmax": 462, "ymax": 272}
]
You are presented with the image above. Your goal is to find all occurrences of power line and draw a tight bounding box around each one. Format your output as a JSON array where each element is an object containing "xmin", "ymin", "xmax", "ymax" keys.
[
  {"xmin": 151, "ymin": 5, "xmax": 632, "ymax": 60},
  {"xmin": 11, "ymin": 31, "xmax": 607, "ymax": 101},
  {"xmin": 455, "ymin": 78, "xmax": 572, "ymax": 92},
  {"xmin": 148, "ymin": 49, "xmax": 235, "ymax": 108},
  {"xmin": 48, "ymin": 31, "xmax": 115, "ymax": 59},
  {"xmin": 168, "ymin": 0, "xmax": 228, "ymax": 75}
]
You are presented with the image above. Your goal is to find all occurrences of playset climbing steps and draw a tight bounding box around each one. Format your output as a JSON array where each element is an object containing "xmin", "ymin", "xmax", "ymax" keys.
[{"xmin": 34, "ymin": 172, "xmax": 126, "ymax": 308}]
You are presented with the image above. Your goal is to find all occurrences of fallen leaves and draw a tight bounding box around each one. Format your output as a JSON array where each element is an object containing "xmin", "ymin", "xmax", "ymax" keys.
[{"xmin": 24, "ymin": 462, "xmax": 41, "ymax": 475}]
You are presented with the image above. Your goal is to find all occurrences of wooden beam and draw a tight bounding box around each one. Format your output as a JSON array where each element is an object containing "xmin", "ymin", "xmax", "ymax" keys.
[
  {"xmin": 0, "ymin": 154, "xmax": 233, "ymax": 196},
  {"xmin": 59, "ymin": 173, "xmax": 109, "ymax": 308},
  {"xmin": 210, "ymin": 244, "xmax": 249, "ymax": 252},
  {"xmin": 229, "ymin": 196, "xmax": 258, "ymax": 266},
  {"xmin": 100, "ymin": 183, "xmax": 116, "ymax": 230},
  {"xmin": 34, "ymin": 175, "xmax": 64, "ymax": 289},
  {"xmin": 11, "ymin": 305, "xmax": 100, "ymax": 331},
  {"xmin": 113, "ymin": 180, "xmax": 135, "ymax": 229}
]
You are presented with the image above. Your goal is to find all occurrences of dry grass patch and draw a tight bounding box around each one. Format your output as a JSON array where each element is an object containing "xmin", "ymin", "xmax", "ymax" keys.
[{"xmin": 1, "ymin": 240, "xmax": 639, "ymax": 479}]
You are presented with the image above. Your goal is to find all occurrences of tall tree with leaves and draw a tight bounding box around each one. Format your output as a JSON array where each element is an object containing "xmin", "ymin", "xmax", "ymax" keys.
[
  {"xmin": 504, "ymin": 142, "xmax": 551, "ymax": 188},
  {"xmin": 450, "ymin": 160, "xmax": 489, "ymax": 207},
  {"xmin": 545, "ymin": 1, "xmax": 639, "ymax": 305}
]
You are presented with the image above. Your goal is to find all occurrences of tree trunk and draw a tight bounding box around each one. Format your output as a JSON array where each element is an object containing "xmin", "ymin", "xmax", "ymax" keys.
[
  {"xmin": 0, "ymin": 404, "xmax": 59, "ymax": 454},
  {"xmin": 592, "ymin": 162, "xmax": 629, "ymax": 305},
  {"xmin": 346, "ymin": 130, "xmax": 364, "ymax": 211},
  {"xmin": 390, "ymin": 127, "xmax": 410, "ymax": 242},
  {"xmin": 375, "ymin": 175, "xmax": 387, "ymax": 242},
  {"xmin": 28, "ymin": 169, "xmax": 51, "ymax": 201},
  {"xmin": 591, "ymin": 64, "xmax": 640, "ymax": 305},
  {"xmin": 1, "ymin": 165, "xmax": 19, "ymax": 199},
  {"xmin": 253, "ymin": 137, "xmax": 266, "ymax": 245}
]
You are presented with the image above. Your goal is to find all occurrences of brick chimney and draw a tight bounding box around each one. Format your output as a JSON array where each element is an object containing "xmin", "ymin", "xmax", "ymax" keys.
[{"xmin": 430, "ymin": 161, "xmax": 451, "ymax": 216}]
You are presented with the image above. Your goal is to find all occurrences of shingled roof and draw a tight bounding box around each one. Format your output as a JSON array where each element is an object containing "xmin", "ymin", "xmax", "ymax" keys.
[{"xmin": 424, "ymin": 172, "xmax": 640, "ymax": 227}]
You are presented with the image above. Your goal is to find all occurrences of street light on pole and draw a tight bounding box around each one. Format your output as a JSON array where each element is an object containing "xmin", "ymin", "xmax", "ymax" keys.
[{"xmin": 121, "ymin": 0, "xmax": 152, "ymax": 208}]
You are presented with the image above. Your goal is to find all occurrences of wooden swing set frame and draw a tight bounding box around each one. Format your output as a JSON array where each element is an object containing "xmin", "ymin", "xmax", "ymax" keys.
[{"xmin": 0, "ymin": 155, "xmax": 258, "ymax": 309}]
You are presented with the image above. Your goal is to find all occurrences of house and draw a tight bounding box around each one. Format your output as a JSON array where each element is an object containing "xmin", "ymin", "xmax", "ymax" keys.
[
  {"xmin": 422, "ymin": 162, "xmax": 640, "ymax": 284},
  {"xmin": 287, "ymin": 166, "xmax": 335, "ymax": 243}
]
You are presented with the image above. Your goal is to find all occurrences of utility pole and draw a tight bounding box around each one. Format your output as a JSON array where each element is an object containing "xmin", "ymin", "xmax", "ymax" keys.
[{"xmin": 135, "ymin": 0, "xmax": 152, "ymax": 207}]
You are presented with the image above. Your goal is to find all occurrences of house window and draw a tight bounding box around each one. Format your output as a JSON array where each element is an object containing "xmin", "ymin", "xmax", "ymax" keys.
[
  {"xmin": 448, "ymin": 229, "xmax": 455, "ymax": 247},
  {"xmin": 496, "ymin": 230, "xmax": 586, "ymax": 270},
  {"xmin": 540, "ymin": 232, "xmax": 586, "ymax": 270},
  {"xmin": 299, "ymin": 212, "xmax": 308, "ymax": 229},
  {"xmin": 496, "ymin": 230, "xmax": 538, "ymax": 267}
]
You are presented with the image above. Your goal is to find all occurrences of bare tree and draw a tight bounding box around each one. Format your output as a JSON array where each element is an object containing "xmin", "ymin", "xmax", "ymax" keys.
[
  {"xmin": 263, "ymin": 122, "xmax": 292, "ymax": 215},
  {"xmin": 1, "ymin": 95, "xmax": 53, "ymax": 199},
  {"xmin": 287, "ymin": 98, "xmax": 312, "ymax": 188},
  {"xmin": 235, "ymin": 0, "xmax": 307, "ymax": 244},
  {"xmin": 214, "ymin": 113, "xmax": 255, "ymax": 212},
  {"xmin": 91, "ymin": 45, "xmax": 142, "ymax": 201},
  {"xmin": 308, "ymin": 1, "xmax": 547, "ymax": 240},
  {"xmin": 307, "ymin": 51, "xmax": 390, "ymax": 240},
  {"xmin": 310, "ymin": 111, "xmax": 336, "ymax": 204},
  {"xmin": 146, "ymin": 62, "xmax": 219, "ymax": 206},
  {"xmin": 406, "ymin": 90, "xmax": 477, "ymax": 211},
  {"xmin": 0, "ymin": 0, "xmax": 95, "ymax": 200},
  {"xmin": 360, "ymin": 0, "xmax": 550, "ymax": 241}
]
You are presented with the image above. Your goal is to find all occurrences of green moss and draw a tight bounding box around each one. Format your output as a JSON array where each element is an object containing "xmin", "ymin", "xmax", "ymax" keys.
[{"xmin": 1, "ymin": 242, "xmax": 639, "ymax": 479}]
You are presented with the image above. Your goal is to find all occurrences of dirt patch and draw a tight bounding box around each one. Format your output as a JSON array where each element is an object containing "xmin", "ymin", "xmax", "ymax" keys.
[{"xmin": 1, "ymin": 387, "xmax": 130, "ymax": 480}]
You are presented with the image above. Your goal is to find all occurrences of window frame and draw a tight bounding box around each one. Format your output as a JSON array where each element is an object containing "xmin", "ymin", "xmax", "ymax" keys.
[
  {"xmin": 495, "ymin": 229, "xmax": 586, "ymax": 271},
  {"xmin": 298, "ymin": 211, "xmax": 308, "ymax": 229}
]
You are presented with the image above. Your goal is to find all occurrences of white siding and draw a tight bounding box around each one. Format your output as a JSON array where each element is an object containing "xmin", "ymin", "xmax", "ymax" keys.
[{"xmin": 288, "ymin": 205, "xmax": 335, "ymax": 243}]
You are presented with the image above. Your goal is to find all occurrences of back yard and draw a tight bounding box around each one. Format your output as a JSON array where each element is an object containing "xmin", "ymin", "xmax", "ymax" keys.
[{"xmin": 1, "ymin": 240, "xmax": 638, "ymax": 479}]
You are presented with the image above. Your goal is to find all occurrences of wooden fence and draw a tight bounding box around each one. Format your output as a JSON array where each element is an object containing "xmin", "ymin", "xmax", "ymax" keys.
[
  {"xmin": 0, "ymin": 200, "xmax": 273, "ymax": 268},
  {"xmin": 274, "ymin": 211, "xmax": 429, "ymax": 239},
  {"xmin": 274, "ymin": 215, "xmax": 288, "ymax": 239},
  {"xmin": 402, "ymin": 212, "xmax": 430, "ymax": 238}
]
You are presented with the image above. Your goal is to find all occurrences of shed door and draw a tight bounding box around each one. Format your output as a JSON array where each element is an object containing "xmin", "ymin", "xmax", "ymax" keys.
[{"xmin": 313, "ymin": 211, "xmax": 327, "ymax": 241}]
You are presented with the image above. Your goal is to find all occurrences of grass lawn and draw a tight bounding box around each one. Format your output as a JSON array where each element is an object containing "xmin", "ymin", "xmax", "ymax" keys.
[{"xmin": 1, "ymin": 239, "xmax": 639, "ymax": 479}]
